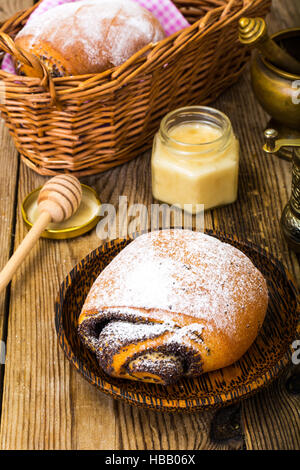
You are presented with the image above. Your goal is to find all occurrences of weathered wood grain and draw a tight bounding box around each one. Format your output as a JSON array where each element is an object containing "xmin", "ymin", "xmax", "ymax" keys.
[
  {"xmin": 0, "ymin": 111, "xmax": 19, "ymax": 415},
  {"xmin": 0, "ymin": 0, "xmax": 299, "ymax": 450},
  {"xmin": 0, "ymin": 0, "xmax": 33, "ymax": 423},
  {"xmin": 239, "ymin": 0, "xmax": 300, "ymax": 450}
]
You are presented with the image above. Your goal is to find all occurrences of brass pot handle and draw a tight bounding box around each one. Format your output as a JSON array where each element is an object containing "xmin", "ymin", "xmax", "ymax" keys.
[
  {"xmin": 238, "ymin": 17, "xmax": 300, "ymax": 75},
  {"xmin": 0, "ymin": 31, "xmax": 58, "ymax": 106}
]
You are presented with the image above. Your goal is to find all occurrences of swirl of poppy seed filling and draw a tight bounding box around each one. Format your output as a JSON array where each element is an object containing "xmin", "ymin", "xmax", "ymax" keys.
[{"xmin": 96, "ymin": 320, "xmax": 204, "ymax": 384}]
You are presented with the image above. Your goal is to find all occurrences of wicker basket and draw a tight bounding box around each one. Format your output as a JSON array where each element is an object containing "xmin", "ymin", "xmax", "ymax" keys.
[{"xmin": 0, "ymin": 0, "xmax": 271, "ymax": 177}]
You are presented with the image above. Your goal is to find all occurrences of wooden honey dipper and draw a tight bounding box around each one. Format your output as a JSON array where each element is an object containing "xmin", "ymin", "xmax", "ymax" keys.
[{"xmin": 0, "ymin": 175, "xmax": 82, "ymax": 292}]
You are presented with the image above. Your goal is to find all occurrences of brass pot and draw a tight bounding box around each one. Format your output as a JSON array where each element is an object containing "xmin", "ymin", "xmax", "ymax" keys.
[{"xmin": 251, "ymin": 28, "xmax": 300, "ymax": 130}]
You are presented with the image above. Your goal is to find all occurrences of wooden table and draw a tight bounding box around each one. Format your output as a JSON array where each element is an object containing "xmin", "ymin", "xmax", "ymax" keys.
[{"xmin": 0, "ymin": 0, "xmax": 299, "ymax": 451}]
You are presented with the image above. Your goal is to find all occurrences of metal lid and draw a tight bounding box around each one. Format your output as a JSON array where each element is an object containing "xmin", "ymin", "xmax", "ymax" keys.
[{"xmin": 21, "ymin": 184, "xmax": 101, "ymax": 240}]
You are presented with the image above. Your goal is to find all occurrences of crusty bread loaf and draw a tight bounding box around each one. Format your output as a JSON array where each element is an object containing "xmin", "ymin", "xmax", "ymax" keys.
[
  {"xmin": 78, "ymin": 229, "xmax": 268, "ymax": 385},
  {"xmin": 15, "ymin": 0, "xmax": 166, "ymax": 77}
]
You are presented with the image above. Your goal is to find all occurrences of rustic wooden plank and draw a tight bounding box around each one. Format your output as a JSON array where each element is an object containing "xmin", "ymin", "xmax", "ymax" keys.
[
  {"xmin": 0, "ymin": 112, "xmax": 19, "ymax": 410},
  {"xmin": 0, "ymin": 0, "xmax": 299, "ymax": 451},
  {"xmin": 268, "ymin": 0, "xmax": 300, "ymax": 33},
  {"xmin": 238, "ymin": 0, "xmax": 300, "ymax": 450},
  {"xmin": 243, "ymin": 367, "xmax": 300, "ymax": 450},
  {"xmin": 0, "ymin": 0, "xmax": 32, "ymax": 420}
]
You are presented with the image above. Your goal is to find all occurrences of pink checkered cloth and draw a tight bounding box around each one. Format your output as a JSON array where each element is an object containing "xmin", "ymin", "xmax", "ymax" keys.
[{"xmin": 1, "ymin": 0, "xmax": 190, "ymax": 74}]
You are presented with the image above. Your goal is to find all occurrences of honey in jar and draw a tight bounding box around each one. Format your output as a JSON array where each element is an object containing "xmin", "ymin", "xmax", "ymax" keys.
[{"xmin": 151, "ymin": 106, "xmax": 239, "ymax": 214}]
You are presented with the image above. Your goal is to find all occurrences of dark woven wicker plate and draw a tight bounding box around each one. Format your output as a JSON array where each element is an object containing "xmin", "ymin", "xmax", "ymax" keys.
[{"xmin": 55, "ymin": 230, "xmax": 299, "ymax": 412}]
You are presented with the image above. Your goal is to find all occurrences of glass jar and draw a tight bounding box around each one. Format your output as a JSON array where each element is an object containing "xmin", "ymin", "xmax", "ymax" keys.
[{"xmin": 151, "ymin": 106, "xmax": 239, "ymax": 214}]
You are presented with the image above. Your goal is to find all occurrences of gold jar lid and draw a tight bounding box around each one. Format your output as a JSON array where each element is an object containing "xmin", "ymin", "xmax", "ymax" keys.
[{"xmin": 21, "ymin": 184, "xmax": 101, "ymax": 240}]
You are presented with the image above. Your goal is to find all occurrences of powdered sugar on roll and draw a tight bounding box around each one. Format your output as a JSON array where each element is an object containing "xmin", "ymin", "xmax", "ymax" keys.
[
  {"xmin": 82, "ymin": 229, "xmax": 268, "ymax": 334},
  {"xmin": 78, "ymin": 229, "xmax": 268, "ymax": 383}
]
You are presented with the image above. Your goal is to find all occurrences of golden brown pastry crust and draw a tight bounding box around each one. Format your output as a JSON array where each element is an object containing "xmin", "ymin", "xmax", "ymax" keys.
[
  {"xmin": 78, "ymin": 230, "xmax": 268, "ymax": 385},
  {"xmin": 15, "ymin": 0, "xmax": 166, "ymax": 77}
]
